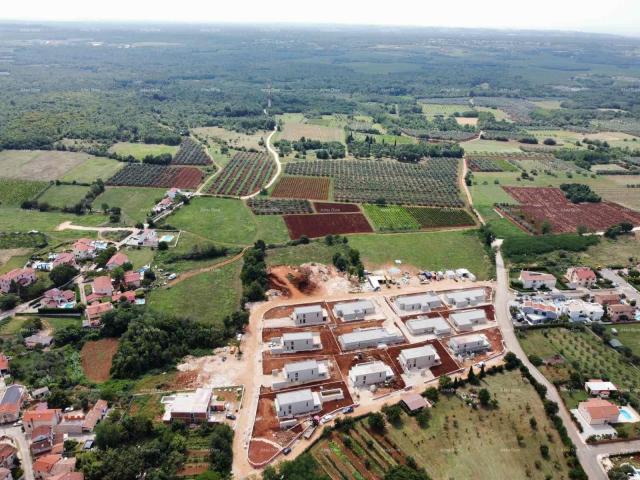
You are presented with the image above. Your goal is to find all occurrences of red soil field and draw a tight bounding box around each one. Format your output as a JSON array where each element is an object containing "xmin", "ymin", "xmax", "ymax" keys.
[
  {"xmin": 503, "ymin": 186, "xmax": 640, "ymax": 233},
  {"xmin": 248, "ymin": 439, "xmax": 280, "ymax": 466},
  {"xmin": 169, "ymin": 166, "xmax": 205, "ymax": 189},
  {"xmin": 284, "ymin": 213, "xmax": 373, "ymax": 239},
  {"xmin": 272, "ymin": 176, "xmax": 330, "ymax": 200},
  {"xmin": 313, "ymin": 202, "xmax": 361, "ymax": 213},
  {"xmin": 80, "ymin": 338, "xmax": 119, "ymax": 383}
]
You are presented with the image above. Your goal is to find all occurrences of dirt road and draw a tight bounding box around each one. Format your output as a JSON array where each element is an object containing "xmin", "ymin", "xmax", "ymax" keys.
[{"xmin": 242, "ymin": 127, "xmax": 281, "ymax": 200}]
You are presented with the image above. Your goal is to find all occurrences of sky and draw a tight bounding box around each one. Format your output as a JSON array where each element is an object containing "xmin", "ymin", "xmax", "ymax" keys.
[{"xmin": 1, "ymin": 0, "xmax": 639, "ymax": 36}]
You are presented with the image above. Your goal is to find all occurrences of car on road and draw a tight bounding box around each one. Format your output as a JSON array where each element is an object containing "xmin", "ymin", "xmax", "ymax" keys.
[
  {"xmin": 225, "ymin": 413, "xmax": 236, "ymax": 420},
  {"xmin": 320, "ymin": 414, "xmax": 333, "ymax": 424},
  {"xmin": 342, "ymin": 406, "xmax": 354, "ymax": 414},
  {"xmin": 283, "ymin": 447, "xmax": 291, "ymax": 455}
]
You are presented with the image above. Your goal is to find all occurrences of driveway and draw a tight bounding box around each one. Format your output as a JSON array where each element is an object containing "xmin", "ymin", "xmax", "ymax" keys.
[{"xmin": 600, "ymin": 268, "xmax": 639, "ymax": 304}]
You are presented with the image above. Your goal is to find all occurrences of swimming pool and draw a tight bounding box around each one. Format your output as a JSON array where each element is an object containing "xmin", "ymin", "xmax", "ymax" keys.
[
  {"xmin": 159, "ymin": 234, "xmax": 174, "ymax": 243},
  {"xmin": 619, "ymin": 408, "xmax": 633, "ymax": 421}
]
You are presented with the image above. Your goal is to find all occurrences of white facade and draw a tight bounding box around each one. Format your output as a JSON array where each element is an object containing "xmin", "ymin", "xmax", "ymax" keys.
[
  {"xmin": 449, "ymin": 309, "xmax": 487, "ymax": 331},
  {"xmin": 519, "ymin": 271, "xmax": 557, "ymax": 290},
  {"xmin": 405, "ymin": 317, "xmax": 451, "ymax": 336},
  {"xmin": 448, "ymin": 334, "xmax": 490, "ymax": 355},
  {"xmin": 333, "ymin": 300, "xmax": 375, "ymax": 321},
  {"xmin": 293, "ymin": 305, "xmax": 325, "ymax": 326},
  {"xmin": 395, "ymin": 293, "xmax": 442, "ymax": 312},
  {"xmin": 283, "ymin": 360, "xmax": 327, "ymax": 384},
  {"xmin": 270, "ymin": 332, "xmax": 321, "ymax": 354},
  {"xmin": 444, "ymin": 289, "xmax": 486, "ymax": 308},
  {"xmin": 398, "ymin": 345, "xmax": 441, "ymax": 371},
  {"xmin": 348, "ymin": 361, "xmax": 394, "ymax": 386},
  {"xmin": 275, "ymin": 389, "xmax": 322, "ymax": 417},
  {"xmin": 562, "ymin": 300, "xmax": 604, "ymax": 323},
  {"xmin": 338, "ymin": 327, "xmax": 404, "ymax": 351}
]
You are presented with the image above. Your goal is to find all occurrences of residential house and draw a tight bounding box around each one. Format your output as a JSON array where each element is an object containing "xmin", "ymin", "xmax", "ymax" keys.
[
  {"xmin": 54, "ymin": 411, "xmax": 85, "ymax": 437},
  {"xmin": 51, "ymin": 253, "xmax": 77, "ymax": 270},
  {"xmin": 270, "ymin": 332, "xmax": 322, "ymax": 354},
  {"xmin": 292, "ymin": 305, "xmax": 326, "ymax": 326},
  {"xmin": 333, "ymin": 300, "xmax": 375, "ymax": 321},
  {"xmin": 0, "ymin": 354, "xmax": 9, "ymax": 377},
  {"xmin": 72, "ymin": 239, "xmax": 96, "ymax": 260},
  {"xmin": 449, "ymin": 309, "xmax": 487, "ymax": 331},
  {"xmin": 123, "ymin": 271, "xmax": 141, "ymax": 289},
  {"xmin": 562, "ymin": 300, "xmax": 604, "ymax": 322},
  {"xmin": 0, "ymin": 385, "xmax": 25, "ymax": 424},
  {"xmin": 444, "ymin": 289, "xmax": 486, "ymax": 308},
  {"xmin": 91, "ymin": 276, "xmax": 113, "ymax": 297},
  {"xmin": 405, "ymin": 317, "xmax": 451, "ymax": 336},
  {"xmin": 42, "ymin": 288, "xmax": 75, "ymax": 309},
  {"xmin": 349, "ymin": 361, "xmax": 395, "ymax": 387},
  {"xmin": 400, "ymin": 393, "xmax": 429, "ymax": 413},
  {"xmin": 49, "ymin": 472, "xmax": 83, "ymax": 480},
  {"xmin": 448, "ymin": 334, "xmax": 490, "ymax": 356},
  {"xmin": 282, "ymin": 360, "xmax": 328, "ymax": 385},
  {"xmin": 106, "ymin": 252, "xmax": 129, "ymax": 270},
  {"xmin": 0, "ymin": 468, "xmax": 11, "ymax": 480},
  {"xmin": 565, "ymin": 267, "xmax": 597, "ymax": 289},
  {"xmin": 608, "ymin": 303, "xmax": 636, "ymax": 322},
  {"xmin": 152, "ymin": 197, "xmax": 173, "ymax": 214},
  {"xmin": 395, "ymin": 292, "xmax": 442, "ymax": 312},
  {"xmin": 577, "ymin": 398, "xmax": 619, "ymax": 425},
  {"xmin": 593, "ymin": 293, "xmax": 621, "ymax": 307},
  {"xmin": 30, "ymin": 425, "xmax": 54, "ymax": 455},
  {"xmin": 585, "ymin": 380, "xmax": 618, "ymax": 398},
  {"xmin": 274, "ymin": 389, "xmax": 322, "ymax": 418},
  {"xmin": 81, "ymin": 400, "xmax": 108, "ymax": 432},
  {"xmin": 398, "ymin": 345, "xmax": 441, "ymax": 371},
  {"xmin": 0, "ymin": 444, "xmax": 17, "ymax": 469},
  {"xmin": 162, "ymin": 388, "xmax": 213, "ymax": 424},
  {"xmin": 33, "ymin": 454, "xmax": 61, "ymax": 480},
  {"xmin": 521, "ymin": 300, "xmax": 560, "ymax": 322},
  {"xmin": 25, "ymin": 333, "xmax": 53, "ymax": 348},
  {"xmin": 0, "ymin": 268, "xmax": 36, "ymax": 294},
  {"xmin": 338, "ymin": 327, "xmax": 404, "ymax": 351},
  {"xmin": 111, "ymin": 291, "xmax": 136, "ymax": 304},
  {"xmin": 84, "ymin": 302, "xmax": 114, "ymax": 327},
  {"xmin": 167, "ymin": 187, "xmax": 183, "ymax": 200},
  {"xmin": 23, "ymin": 407, "xmax": 61, "ymax": 435},
  {"xmin": 125, "ymin": 229, "xmax": 158, "ymax": 248},
  {"xmin": 518, "ymin": 271, "xmax": 556, "ymax": 290}
]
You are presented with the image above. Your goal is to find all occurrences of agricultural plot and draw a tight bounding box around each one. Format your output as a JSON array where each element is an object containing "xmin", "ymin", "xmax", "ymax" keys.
[
  {"xmin": 400, "ymin": 128, "xmax": 476, "ymax": 142},
  {"xmin": 106, "ymin": 164, "xmax": 204, "ymax": 189},
  {"xmin": 279, "ymin": 120, "xmax": 345, "ymax": 143},
  {"xmin": 246, "ymin": 198, "xmax": 312, "ymax": 215},
  {"xmin": 208, "ymin": 151, "xmax": 274, "ymax": 197},
  {"xmin": 193, "ymin": 126, "xmax": 268, "ymax": 151},
  {"xmin": 420, "ymin": 102, "xmax": 470, "ymax": 117},
  {"xmin": 0, "ymin": 179, "xmax": 47, "ymax": 207},
  {"xmin": 95, "ymin": 187, "xmax": 165, "ymax": 224},
  {"xmin": 171, "ymin": 137, "xmax": 211, "ymax": 165},
  {"xmin": 271, "ymin": 176, "xmax": 330, "ymax": 200},
  {"xmin": 501, "ymin": 186, "xmax": 640, "ymax": 234},
  {"xmin": 467, "ymin": 157, "xmax": 516, "ymax": 172},
  {"xmin": 108, "ymin": 142, "xmax": 178, "ymax": 160},
  {"xmin": 37, "ymin": 185, "xmax": 89, "ymax": 208},
  {"xmin": 284, "ymin": 213, "xmax": 373, "ymax": 239},
  {"xmin": 61, "ymin": 156, "xmax": 124, "ymax": 183},
  {"xmin": 313, "ymin": 202, "xmax": 361, "ymax": 213},
  {"xmin": 80, "ymin": 338, "xmax": 119, "ymax": 383},
  {"xmin": 284, "ymin": 159, "xmax": 463, "ymax": 207},
  {"xmin": 405, "ymin": 207, "xmax": 475, "ymax": 228},
  {"xmin": 0, "ymin": 150, "xmax": 96, "ymax": 181},
  {"xmin": 362, "ymin": 204, "xmax": 420, "ymax": 231}
]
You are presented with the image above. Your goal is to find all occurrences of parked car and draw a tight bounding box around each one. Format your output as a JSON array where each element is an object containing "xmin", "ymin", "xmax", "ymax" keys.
[
  {"xmin": 342, "ymin": 406, "xmax": 354, "ymax": 414},
  {"xmin": 225, "ymin": 413, "xmax": 236, "ymax": 420},
  {"xmin": 283, "ymin": 447, "xmax": 292, "ymax": 455}
]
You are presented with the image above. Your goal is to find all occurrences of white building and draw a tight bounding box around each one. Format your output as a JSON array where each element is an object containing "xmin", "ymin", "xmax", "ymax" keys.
[
  {"xmin": 348, "ymin": 361, "xmax": 394, "ymax": 387},
  {"xmin": 405, "ymin": 317, "xmax": 451, "ymax": 336},
  {"xmin": 585, "ymin": 380, "xmax": 618, "ymax": 398},
  {"xmin": 519, "ymin": 271, "xmax": 557, "ymax": 290},
  {"xmin": 293, "ymin": 305, "xmax": 326, "ymax": 326},
  {"xmin": 270, "ymin": 332, "xmax": 322, "ymax": 354},
  {"xmin": 272, "ymin": 360, "xmax": 328, "ymax": 389},
  {"xmin": 398, "ymin": 345, "xmax": 441, "ymax": 371},
  {"xmin": 395, "ymin": 292, "xmax": 442, "ymax": 312},
  {"xmin": 449, "ymin": 309, "xmax": 487, "ymax": 331},
  {"xmin": 333, "ymin": 300, "xmax": 375, "ymax": 321},
  {"xmin": 448, "ymin": 334, "xmax": 490, "ymax": 355},
  {"xmin": 521, "ymin": 300, "xmax": 560, "ymax": 322},
  {"xmin": 161, "ymin": 387, "xmax": 213, "ymax": 424},
  {"xmin": 444, "ymin": 289, "xmax": 486, "ymax": 308},
  {"xmin": 562, "ymin": 300, "xmax": 604, "ymax": 323},
  {"xmin": 338, "ymin": 327, "xmax": 404, "ymax": 351},
  {"xmin": 275, "ymin": 389, "xmax": 322, "ymax": 417}
]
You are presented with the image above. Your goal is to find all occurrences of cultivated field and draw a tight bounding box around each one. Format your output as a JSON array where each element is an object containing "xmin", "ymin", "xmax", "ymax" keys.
[
  {"xmin": 208, "ymin": 151, "xmax": 274, "ymax": 197},
  {"xmin": 0, "ymin": 150, "xmax": 98, "ymax": 181},
  {"xmin": 107, "ymin": 164, "xmax": 204, "ymax": 189},
  {"xmin": 171, "ymin": 137, "xmax": 211, "ymax": 165},
  {"xmin": 420, "ymin": 102, "xmax": 469, "ymax": 117},
  {"xmin": 38, "ymin": 185, "xmax": 89, "ymax": 207},
  {"xmin": 0, "ymin": 179, "xmax": 47, "ymax": 207},
  {"xmin": 363, "ymin": 204, "xmax": 476, "ymax": 231},
  {"xmin": 61, "ymin": 156, "xmax": 125, "ymax": 183},
  {"xmin": 95, "ymin": 187, "xmax": 166, "ymax": 224},
  {"xmin": 313, "ymin": 202, "xmax": 361, "ymax": 213},
  {"xmin": 80, "ymin": 338, "xmax": 120, "ymax": 383},
  {"xmin": 193, "ymin": 126, "xmax": 268, "ymax": 151},
  {"xmin": 279, "ymin": 120, "xmax": 344, "ymax": 143},
  {"xmin": 247, "ymin": 198, "xmax": 313, "ymax": 215},
  {"xmin": 108, "ymin": 142, "xmax": 179, "ymax": 160},
  {"xmin": 284, "ymin": 213, "xmax": 373, "ymax": 239},
  {"xmin": 605, "ymin": 323, "xmax": 640, "ymax": 356},
  {"xmin": 363, "ymin": 204, "xmax": 420, "ymax": 231},
  {"xmin": 271, "ymin": 176, "xmax": 331, "ymax": 201}
]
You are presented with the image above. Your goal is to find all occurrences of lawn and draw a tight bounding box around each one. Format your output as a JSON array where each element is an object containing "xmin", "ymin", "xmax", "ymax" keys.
[
  {"xmin": 266, "ymin": 241, "xmax": 347, "ymax": 267},
  {"xmin": 154, "ymin": 231, "xmax": 240, "ymax": 274},
  {"xmin": 605, "ymin": 323, "xmax": 640, "ymax": 356},
  {"xmin": 0, "ymin": 207, "xmax": 105, "ymax": 233},
  {"xmin": 44, "ymin": 316, "xmax": 81, "ymax": 332},
  {"xmin": 121, "ymin": 246, "xmax": 156, "ymax": 270},
  {"xmin": 95, "ymin": 186, "xmax": 166, "ymax": 224},
  {"xmin": 37, "ymin": 185, "xmax": 89, "ymax": 208},
  {"xmin": 108, "ymin": 142, "xmax": 178, "ymax": 160},
  {"xmin": 0, "ymin": 316, "xmax": 30, "ymax": 335},
  {"xmin": 147, "ymin": 259, "xmax": 242, "ymax": 325},
  {"xmin": 61, "ymin": 157, "xmax": 124, "ymax": 183},
  {"xmin": 310, "ymin": 370, "xmax": 571, "ymax": 480},
  {"xmin": 0, "ymin": 179, "xmax": 48, "ymax": 207},
  {"xmin": 577, "ymin": 234, "xmax": 640, "ymax": 268},
  {"xmin": 349, "ymin": 229, "xmax": 493, "ymax": 279},
  {"xmin": 164, "ymin": 197, "xmax": 289, "ymax": 246}
]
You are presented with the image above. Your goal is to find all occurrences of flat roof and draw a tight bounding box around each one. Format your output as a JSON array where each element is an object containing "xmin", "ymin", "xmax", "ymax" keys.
[
  {"xmin": 294, "ymin": 305, "xmax": 323, "ymax": 314},
  {"xmin": 406, "ymin": 317, "xmax": 450, "ymax": 330},
  {"xmin": 169, "ymin": 388, "xmax": 211, "ymax": 415},
  {"xmin": 284, "ymin": 359, "xmax": 319, "ymax": 373},
  {"xmin": 446, "ymin": 289, "xmax": 485, "ymax": 301},
  {"xmin": 276, "ymin": 388, "xmax": 314, "ymax": 405},
  {"xmin": 335, "ymin": 300, "xmax": 374, "ymax": 313},
  {"xmin": 397, "ymin": 293, "xmax": 441, "ymax": 304},
  {"xmin": 450, "ymin": 309, "xmax": 486, "ymax": 324},
  {"xmin": 400, "ymin": 345, "xmax": 438, "ymax": 359},
  {"xmin": 282, "ymin": 331, "xmax": 315, "ymax": 341},
  {"xmin": 339, "ymin": 327, "xmax": 401, "ymax": 345},
  {"xmin": 349, "ymin": 361, "xmax": 392, "ymax": 376},
  {"xmin": 450, "ymin": 334, "xmax": 488, "ymax": 346}
]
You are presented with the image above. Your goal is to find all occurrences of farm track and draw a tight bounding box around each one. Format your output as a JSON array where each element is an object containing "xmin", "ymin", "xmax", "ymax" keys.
[
  {"xmin": 243, "ymin": 127, "xmax": 281, "ymax": 200},
  {"xmin": 162, "ymin": 247, "xmax": 248, "ymax": 288}
]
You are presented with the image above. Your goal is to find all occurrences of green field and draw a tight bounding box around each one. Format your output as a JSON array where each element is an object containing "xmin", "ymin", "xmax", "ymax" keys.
[
  {"xmin": 121, "ymin": 246, "xmax": 156, "ymax": 270},
  {"xmin": 266, "ymin": 241, "xmax": 347, "ymax": 267},
  {"xmin": 362, "ymin": 204, "xmax": 420, "ymax": 231},
  {"xmin": 61, "ymin": 157, "xmax": 124, "ymax": 183},
  {"xmin": 310, "ymin": 370, "xmax": 571, "ymax": 480},
  {"xmin": 38, "ymin": 185, "xmax": 89, "ymax": 208},
  {"xmin": 0, "ymin": 207, "xmax": 105, "ymax": 233},
  {"xmin": 605, "ymin": 324, "xmax": 640, "ymax": 355},
  {"xmin": 147, "ymin": 259, "xmax": 242, "ymax": 325},
  {"xmin": 95, "ymin": 187, "xmax": 166, "ymax": 224},
  {"xmin": 0, "ymin": 316, "xmax": 30, "ymax": 335},
  {"xmin": 460, "ymin": 139, "xmax": 523, "ymax": 153},
  {"xmin": 349, "ymin": 229, "xmax": 492, "ymax": 279},
  {"xmin": 154, "ymin": 231, "xmax": 239, "ymax": 273},
  {"xmin": 165, "ymin": 197, "xmax": 289, "ymax": 246},
  {"xmin": 109, "ymin": 142, "xmax": 179, "ymax": 160},
  {"xmin": 44, "ymin": 316, "xmax": 81, "ymax": 332},
  {"xmin": 420, "ymin": 102, "xmax": 469, "ymax": 117},
  {"xmin": 0, "ymin": 179, "xmax": 48, "ymax": 207}
]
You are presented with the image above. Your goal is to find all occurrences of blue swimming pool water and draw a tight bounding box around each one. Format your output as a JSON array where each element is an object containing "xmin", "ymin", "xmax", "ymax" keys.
[
  {"xmin": 619, "ymin": 408, "xmax": 633, "ymax": 421},
  {"xmin": 160, "ymin": 235, "xmax": 174, "ymax": 243}
]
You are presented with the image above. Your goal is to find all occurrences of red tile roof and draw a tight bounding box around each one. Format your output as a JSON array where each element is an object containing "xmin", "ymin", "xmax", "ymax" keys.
[
  {"xmin": 106, "ymin": 252, "xmax": 129, "ymax": 267},
  {"xmin": 112, "ymin": 291, "xmax": 136, "ymax": 303},
  {"xmin": 33, "ymin": 454, "xmax": 61, "ymax": 473},
  {"xmin": 0, "ymin": 268, "xmax": 35, "ymax": 282},
  {"xmin": 32, "ymin": 425, "xmax": 53, "ymax": 439},
  {"xmin": 581, "ymin": 398, "xmax": 619, "ymax": 420},
  {"xmin": 568, "ymin": 267, "xmax": 596, "ymax": 281},
  {"xmin": 23, "ymin": 409, "xmax": 59, "ymax": 423},
  {"xmin": 92, "ymin": 276, "xmax": 112, "ymax": 292},
  {"xmin": 0, "ymin": 444, "xmax": 16, "ymax": 462},
  {"xmin": 124, "ymin": 271, "xmax": 141, "ymax": 284},
  {"xmin": 86, "ymin": 302, "xmax": 113, "ymax": 318},
  {"xmin": 519, "ymin": 271, "xmax": 555, "ymax": 282},
  {"xmin": 0, "ymin": 355, "xmax": 8, "ymax": 372},
  {"xmin": 609, "ymin": 304, "xmax": 635, "ymax": 314},
  {"xmin": 82, "ymin": 400, "xmax": 107, "ymax": 431}
]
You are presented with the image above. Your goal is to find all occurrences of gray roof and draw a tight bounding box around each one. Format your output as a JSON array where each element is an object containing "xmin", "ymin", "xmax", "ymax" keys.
[
  {"xmin": 276, "ymin": 388, "xmax": 314, "ymax": 405},
  {"xmin": 398, "ymin": 293, "xmax": 441, "ymax": 306},
  {"xmin": 283, "ymin": 331, "xmax": 315, "ymax": 341},
  {"xmin": 294, "ymin": 305, "xmax": 323, "ymax": 315},
  {"xmin": 406, "ymin": 317, "xmax": 450, "ymax": 331},
  {"xmin": 0, "ymin": 385, "xmax": 22, "ymax": 405},
  {"xmin": 609, "ymin": 339, "xmax": 623, "ymax": 348},
  {"xmin": 284, "ymin": 360, "xmax": 318, "ymax": 374},
  {"xmin": 446, "ymin": 289, "xmax": 485, "ymax": 302},
  {"xmin": 339, "ymin": 328, "xmax": 402, "ymax": 345},
  {"xmin": 400, "ymin": 345, "xmax": 438, "ymax": 360},
  {"xmin": 450, "ymin": 334, "xmax": 488, "ymax": 347},
  {"xmin": 335, "ymin": 300, "xmax": 374, "ymax": 315},
  {"xmin": 450, "ymin": 309, "xmax": 486, "ymax": 325}
]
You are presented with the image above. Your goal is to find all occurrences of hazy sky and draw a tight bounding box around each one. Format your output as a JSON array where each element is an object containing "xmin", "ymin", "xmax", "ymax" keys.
[{"xmin": 2, "ymin": 0, "xmax": 639, "ymax": 36}]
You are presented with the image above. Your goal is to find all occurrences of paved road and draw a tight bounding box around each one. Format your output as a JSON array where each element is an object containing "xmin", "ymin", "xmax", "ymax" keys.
[
  {"xmin": 242, "ymin": 126, "xmax": 281, "ymax": 200},
  {"xmin": 600, "ymin": 268, "xmax": 640, "ymax": 304},
  {"xmin": 0, "ymin": 425, "xmax": 33, "ymax": 480}
]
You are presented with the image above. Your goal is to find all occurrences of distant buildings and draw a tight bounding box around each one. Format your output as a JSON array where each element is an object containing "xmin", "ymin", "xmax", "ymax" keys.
[
  {"xmin": 608, "ymin": 303, "xmax": 636, "ymax": 322},
  {"xmin": 449, "ymin": 309, "xmax": 487, "ymax": 331},
  {"xmin": 106, "ymin": 252, "xmax": 129, "ymax": 270},
  {"xmin": 444, "ymin": 289, "xmax": 486, "ymax": 308},
  {"xmin": 405, "ymin": 317, "xmax": 451, "ymax": 336},
  {"xmin": 519, "ymin": 271, "xmax": 556, "ymax": 290},
  {"xmin": 270, "ymin": 332, "xmax": 322, "ymax": 354},
  {"xmin": 333, "ymin": 300, "xmax": 375, "ymax": 321},
  {"xmin": 395, "ymin": 293, "xmax": 442, "ymax": 313}
]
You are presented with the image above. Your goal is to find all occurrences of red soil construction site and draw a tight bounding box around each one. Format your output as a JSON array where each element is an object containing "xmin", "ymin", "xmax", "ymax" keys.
[
  {"xmin": 501, "ymin": 186, "xmax": 640, "ymax": 233},
  {"xmin": 447, "ymin": 327, "xmax": 505, "ymax": 367},
  {"xmin": 283, "ymin": 213, "xmax": 373, "ymax": 239},
  {"xmin": 386, "ymin": 339, "xmax": 461, "ymax": 378},
  {"xmin": 313, "ymin": 202, "xmax": 361, "ymax": 213},
  {"xmin": 334, "ymin": 349, "xmax": 407, "ymax": 394},
  {"xmin": 248, "ymin": 440, "xmax": 280, "ymax": 467}
]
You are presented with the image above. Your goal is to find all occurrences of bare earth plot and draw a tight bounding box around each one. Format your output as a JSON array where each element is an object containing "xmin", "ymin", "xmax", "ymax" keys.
[
  {"xmin": 193, "ymin": 126, "xmax": 269, "ymax": 151},
  {"xmin": 0, "ymin": 150, "xmax": 97, "ymax": 181},
  {"xmin": 279, "ymin": 122, "xmax": 344, "ymax": 143},
  {"xmin": 81, "ymin": 338, "xmax": 120, "ymax": 383}
]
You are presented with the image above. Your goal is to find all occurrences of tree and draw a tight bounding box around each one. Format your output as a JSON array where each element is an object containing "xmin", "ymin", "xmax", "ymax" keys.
[
  {"xmin": 438, "ymin": 375, "xmax": 453, "ymax": 391},
  {"xmin": 415, "ymin": 408, "xmax": 431, "ymax": 428},
  {"xmin": 384, "ymin": 465, "xmax": 431, "ymax": 480},
  {"xmin": 381, "ymin": 404, "xmax": 403, "ymax": 427},
  {"xmin": 49, "ymin": 264, "xmax": 79, "ymax": 287},
  {"xmin": 478, "ymin": 388, "xmax": 491, "ymax": 407},
  {"xmin": 158, "ymin": 241, "xmax": 168, "ymax": 251},
  {"xmin": 209, "ymin": 424, "xmax": 234, "ymax": 476},
  {"xmin": 540, "ymin": 444, "xmax": 549, "ymax": 459},
  {"xmin": 467, "ymin": 366, "xmax": 479, "ymax": 385},
  {"xmin": 368, "ymin": 412, "xmax": 386, "ymax": 434},
  {"xmin": 423, "ymin": 387, "xmax": 439, "ymax": 402},
  {"xmin": 541, "ymin": 220, "xmax": 552, "ymax": 235},
  {"xmin": 504, "ymin": 352, "xmax": 520, "ymax": 370},
  {"xmin": 529, "ymin": 417, "xmax": 537, "ymax": 430},
  {"xmin": 0, "ymin": 294, "xmax": 19, "ymax": 311}
]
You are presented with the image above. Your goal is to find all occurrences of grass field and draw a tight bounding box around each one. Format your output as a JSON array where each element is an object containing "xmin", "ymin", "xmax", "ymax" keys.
[
  {"xmin": 95, "ymin": 186, "xmax": 166, "ymax": 224},
  {"xmin": 349, "ymin": 229, "xmax": 492, "ymax": 279},
  {"xmin": 61, "ymin": 157, "xmax": 124, "ymax": 183},
  {"xmin": 147, "ymin": 259, "xmax": 242, "ymax": 325},
  {"xmin": 109, "ymin": 142, "xmax": 178, "ymax": 160},
  {"xmin": 121, "ymin": 246, "xmax": 156, "ymax": 269},
  {"xmin": 461, "ymin": 139, "xmax": 523, "ymax": 153},
  {"xmin": 605, "ymin": 324, "xmax": 640, "ymax": 355},
  {"xmin": 0, "ymin": 179, "xmax": 47, "ymax": 207},
  {"xmin": 578, "ymin": 234, "xmax": 640, "ymax": 268},
  {"xmin": 44, "ymin": 316, "xmax": 80, "ymax": 332},
  {"xmin": 154, "ymin": 231, "xmax": 239, "ymax": 273},
  {"xmin": 165, "ymin": 197, "xmax": 289, "ymax": 246},
  {"xmin": 38, "ymin": 185, "xmax": 89, "ymax": 208},
  {"xmin": 0, "ymin": 316, "xmax": 29, "ymax": 335},
  {"xmin": 476, "ymin": 106, "xmax": 511, "ymax": 121},
  {"xmin": 0, "ymin": 207, "xmax": 105, "ymax": 233},
  {"xmin": 420, "ymin": 102, "xmax": 469, "ymax": 117},
  {"xmin": 362, "ymin": 204, "xmax": 420, "ymax": 231},
  {"xmin": 310, "ymin": 370, "xmax": 571, "ymax": 479},
  {"xmin": 278, "ymin": 118, "xmax": 344, "ymax": 143},
  {"xmin": 0, "ymin": 150, "xmax": 96, "ymax": 181},
  {"xmin": 193, "ymin": 126, "xmax": 268, "ymax": 151},
  {"xmin": 266, "ymin": 241, "xmax": 347, "ymax": 267}
]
